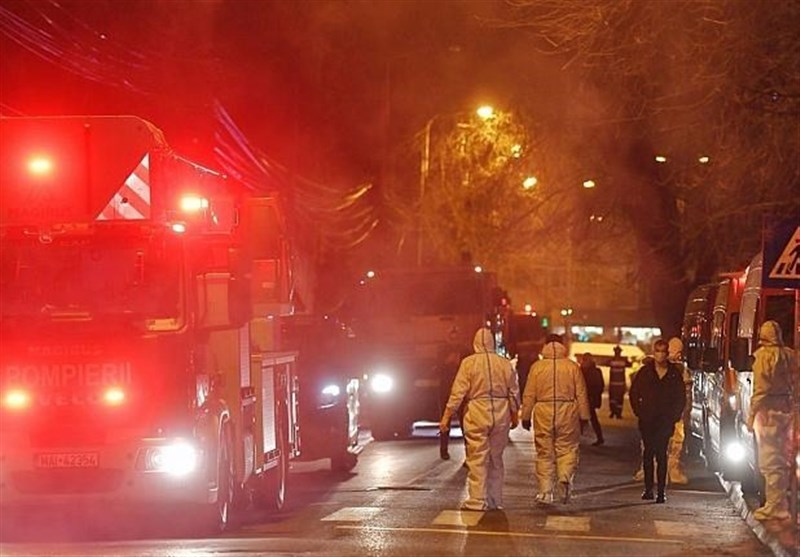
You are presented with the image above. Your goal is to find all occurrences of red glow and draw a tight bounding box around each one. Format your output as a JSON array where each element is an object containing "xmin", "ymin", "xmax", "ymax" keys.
[{"xmin": 3, "ymin": 388, "xmax": 31, "ymax": 410}]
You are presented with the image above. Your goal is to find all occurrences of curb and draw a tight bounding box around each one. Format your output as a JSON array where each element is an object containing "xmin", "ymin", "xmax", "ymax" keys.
[{"xmin": 718, "ymin": 474, "xmax": 799, "ymax": 557}]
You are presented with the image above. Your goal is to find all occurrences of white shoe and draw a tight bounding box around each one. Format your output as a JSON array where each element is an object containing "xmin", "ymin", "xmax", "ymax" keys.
[{"xmin": 534, "ymin": 492, "xmax": 554, "ymax": 505}]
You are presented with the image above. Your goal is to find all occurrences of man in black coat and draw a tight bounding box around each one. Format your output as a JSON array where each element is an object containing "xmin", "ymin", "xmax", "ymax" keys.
[
  {"xmin": 629, "ymin": 339, "xmax": 685, "ymax": 504},
  {"xmin": 580, "ymin": 353, "xmax": 605, "ymax": 446}
]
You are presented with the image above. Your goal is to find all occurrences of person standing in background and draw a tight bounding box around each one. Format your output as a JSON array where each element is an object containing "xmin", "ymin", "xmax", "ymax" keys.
[
  {"xmin": 580, "ymin": 353, "xmax": 605, "ymax": 446},
  {"xmin": 608, "ymin": 346, "xmax": 628, "ymax": 419}
]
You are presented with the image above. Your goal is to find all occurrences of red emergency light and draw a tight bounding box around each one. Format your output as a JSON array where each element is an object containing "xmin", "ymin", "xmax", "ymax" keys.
[
  {"xmin": 103, "ymin": 387, "xmax": 126, "ymax": 406},
  {"xmin": 27, "ymin": 155, "xmax": 54, "ymax": 176},
  {"xmin": 3, "ymin": 388, "xmax": 32, "ymax": 411},
  {"xmin": 179, "ymin": 195, "xmax": 209, "ymax": 213}
]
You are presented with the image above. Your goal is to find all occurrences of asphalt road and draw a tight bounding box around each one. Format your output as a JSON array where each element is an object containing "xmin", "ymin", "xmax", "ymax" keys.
[{"xmin": 0, "ymin": 406, "xmax": 780, "ymax": 556}]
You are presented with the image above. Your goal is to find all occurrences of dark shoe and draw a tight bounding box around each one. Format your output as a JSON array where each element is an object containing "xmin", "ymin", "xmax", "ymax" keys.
[
  {"xmin": 641, "ymin": 490, "xmax": 654, "ymax": 500},
  {"xmin": 592, "ymin": 439, "xmax": 604, "ymax": 446},
  {"xmin": 655, "ymin": 493, "xmax": 666, "ymax": 504}
]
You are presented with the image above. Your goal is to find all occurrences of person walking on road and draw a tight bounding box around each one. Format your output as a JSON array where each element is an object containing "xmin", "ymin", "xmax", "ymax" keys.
[
  {"xmin": 608, "ymin": 346, "xmax": 628, "ymax": 419},
  {"xmin": 520, "ymin": 334, "xmax": 590, "ymax": 504},
  {"xmin": 746, "ymin": 320, "xmax": 798, "ymax": 522},
  {"xmin": 580, "ymin": 353, "xmax": 605, "ymax": 446},
  {"xmin": 629, "ymin": 338, "xmax": 686, "ymax": 504},
  {"xmin": 440, "ymin": 327, "xmax": 520, "ymax": 511}
]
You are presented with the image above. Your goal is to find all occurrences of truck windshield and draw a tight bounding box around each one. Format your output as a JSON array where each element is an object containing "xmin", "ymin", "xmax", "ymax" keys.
[
  {"xmin": 1, "ymin": 231, "xmax": 183, "ymax": 327},
  {"xmin": 348, "ymin": 272, "xmax": 488, "ymax": 317}
]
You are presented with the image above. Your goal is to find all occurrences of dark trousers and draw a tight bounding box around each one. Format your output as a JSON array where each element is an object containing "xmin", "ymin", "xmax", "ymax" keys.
[
  {"xmin": 609, "ymin": 386, "xmax": 625, "ymax": 418},
  {"xmin": 589, "ymin": 406, "xmax": 603, "ymax": 442},
  {"xmin": 639, "ymin": 418, "xmax": 674, "ymax": 494}
]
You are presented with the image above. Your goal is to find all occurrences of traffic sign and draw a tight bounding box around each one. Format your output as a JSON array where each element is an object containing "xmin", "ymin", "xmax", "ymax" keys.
[{"xmin": 762, "ymin": 218, "xmax": 800, "ymax": 289}]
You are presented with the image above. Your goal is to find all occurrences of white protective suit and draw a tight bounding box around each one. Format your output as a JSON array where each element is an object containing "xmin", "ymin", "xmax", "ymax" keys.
[
  {"xmin": 443, "ymin": 328, "xmax": 520, "ymax": 510},
  {"xmin": 521, "ymin": 340, "xmax": 590, "ymax": 503},
  {"xmin": 747, "ymin": 320, "xmax": 798, "ymax": 521}
]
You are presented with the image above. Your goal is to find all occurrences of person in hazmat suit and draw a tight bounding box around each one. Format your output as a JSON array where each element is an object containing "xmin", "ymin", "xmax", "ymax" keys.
[
  {"xmin": 520, "ymin": 334, "xmax": 590, "ymax": 504},
  {"xmin": 439, "ymin": 327, "xmax": 520, "ymax": 511},
  {"xmin": 746, "ymin": 320, "xmax": 798, "ymax": 522}
]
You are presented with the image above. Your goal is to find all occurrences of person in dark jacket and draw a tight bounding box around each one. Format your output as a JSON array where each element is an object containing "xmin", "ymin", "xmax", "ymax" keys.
[
  {"xmin": 580, "ymin": 353, "xmax": 605, "ymax": 446},
  {"xmin": 629, "ymin": 338, "xmax": 685, "ymax": 504}
]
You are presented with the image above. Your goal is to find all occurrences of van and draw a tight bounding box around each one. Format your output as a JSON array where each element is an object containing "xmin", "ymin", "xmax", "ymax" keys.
[{"xmin": 567, "ymin": 341, "xmax": 646, "ymax": 387}]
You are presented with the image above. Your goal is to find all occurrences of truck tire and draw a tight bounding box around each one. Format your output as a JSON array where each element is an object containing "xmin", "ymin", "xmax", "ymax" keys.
[
  {"xmin": 197, "ymin": 423, "xmax": 235, "ymax": 534},
  {"xmin": 256, "ymin": 421, "xmax": 289, "ymax": 512}
]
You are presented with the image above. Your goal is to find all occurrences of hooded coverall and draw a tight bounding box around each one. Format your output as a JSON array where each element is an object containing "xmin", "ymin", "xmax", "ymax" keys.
[
  {"xmin": 441, "ymin": 328, "xmax": 520, "ymax": 510},
  {"xmin": 747, "ymin": 320, "xmax": 798, "ymax": 521},
  {"xmin": 520, "ymin": 340, "xmax": 590, "ymax": 503}
]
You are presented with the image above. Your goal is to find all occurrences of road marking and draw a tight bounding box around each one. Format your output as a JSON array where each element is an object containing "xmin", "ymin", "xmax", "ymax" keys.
[
  {"xmin": 545, "ymin": 515, "xmax": 591, "ymax": 532},
  {"xmin": 432, "ymin": 510, "xmax": 484, "ymax": 527},
  {"xmin": 335, "ymin": 524, "xmax": 684, "ymax": 545},
  {"xmin": 320, "ymin": 507, "xmax": 382, "ymax": 522},
  {"xmin": 654, "ymin": 520, "xmax": 709, "ymax": 537}
]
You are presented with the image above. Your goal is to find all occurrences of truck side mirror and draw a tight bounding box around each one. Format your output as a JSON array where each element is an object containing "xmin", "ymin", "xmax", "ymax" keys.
[{"xmin": 197, "ymin": 272, "xmax": 233, "ymax": 329}]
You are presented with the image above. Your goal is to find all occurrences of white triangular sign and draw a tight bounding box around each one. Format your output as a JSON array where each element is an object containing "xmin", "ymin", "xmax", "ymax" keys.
[{"xmin": 769, "ymin": 226, "xmax": 800, "ymax": 279}]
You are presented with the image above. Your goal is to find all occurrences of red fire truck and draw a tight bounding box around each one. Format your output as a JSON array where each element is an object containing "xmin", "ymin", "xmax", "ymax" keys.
[{"xmin": 0, "ymin": 115, "xmax": 300, "ymax": 532}]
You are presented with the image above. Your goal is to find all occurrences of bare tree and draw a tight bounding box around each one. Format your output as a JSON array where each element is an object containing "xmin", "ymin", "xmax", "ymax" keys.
[{"xmin": 495, "ymin": 0, "xmax": 800, "ymax": 334}]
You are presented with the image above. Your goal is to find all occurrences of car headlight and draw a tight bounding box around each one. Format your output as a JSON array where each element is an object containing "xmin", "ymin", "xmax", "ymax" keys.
[
  {"xmin": 139, "ymin": 440, "xmax": 201, "ymax": 476},
  {"xmin": 370, "ymin": 373, "xmax": 394, "ymax": 394},
  {"xmin": 321, "ymin": 384, "xmax": 341, "ymax": 397},
  {"xmin": 724, "ymin": 440, "xmax": 746, "ymax": 463}
]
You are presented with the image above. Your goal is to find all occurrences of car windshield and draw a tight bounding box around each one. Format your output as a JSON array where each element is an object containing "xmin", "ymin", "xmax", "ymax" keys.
[{"xmin": 1, "ymin": 230, "xmax": 183, "ymax": 328}]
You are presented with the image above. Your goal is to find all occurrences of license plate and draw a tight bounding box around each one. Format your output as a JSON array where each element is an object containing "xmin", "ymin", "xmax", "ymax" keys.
[
  {"xmin": 414, "ymin": 378, "xmax": 440, "ymax": 388},
  {"xmin": 35, "ymin": 452, "xmax": 99, "ymax": 468}
]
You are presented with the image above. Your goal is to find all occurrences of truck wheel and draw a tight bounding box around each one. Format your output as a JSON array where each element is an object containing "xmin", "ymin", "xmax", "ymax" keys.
[
  {"xmin": 257, "ymin": 421, "xmax": 289, "ymax": 512},
  {"xmin": 198, "ymin": 423, "xmax": 235, "ymax": 534}
]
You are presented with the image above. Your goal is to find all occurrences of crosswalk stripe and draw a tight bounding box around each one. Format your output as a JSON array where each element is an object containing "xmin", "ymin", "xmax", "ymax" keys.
[
  {"xmin": 545, "ymin": 515, "xmax": 591, "ymax": 532},
  {"xmin": 432, "ymin": 510, "xmax": 484, "ymax": 527},
  {"xmin": 654, "ymin": 520, "xmax": 708, "ymax": 537},
  {"xmin": 334, "ymin": 524, "xmax": 684, "ymax": 545},
  {"xmin": 320, "ymin": 507, "xmax": 382, "ymax": 522}
]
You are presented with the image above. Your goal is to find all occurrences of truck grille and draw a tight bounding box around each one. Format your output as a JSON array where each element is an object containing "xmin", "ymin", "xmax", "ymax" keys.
[{"xmin": 12, "ymin": 469, "xmax": 123, "ymax": 494}]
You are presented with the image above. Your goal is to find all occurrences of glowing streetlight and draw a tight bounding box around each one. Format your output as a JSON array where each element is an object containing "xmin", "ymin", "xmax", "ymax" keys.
[
  {"xmin": 522, "ymin": 176, "xmax": 538, "ymax": 190},
  {"xmin": 698, "ymin": 155, "xmax": 710, "ymax": 164},
  {"xmin": 655, "ymin": 155, "xmax": 668, "ymax": 163},
  {"xmin": 582, "ymin": 179, "xmax": 596, "ymax": 189},
  {"xmin": 476, "ymin": 105, "xmax": 495, "ymax": 120}
]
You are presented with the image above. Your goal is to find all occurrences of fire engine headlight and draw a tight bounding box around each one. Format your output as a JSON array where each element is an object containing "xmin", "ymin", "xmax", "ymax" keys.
[
  {"xmin": 321, "ymin": 384, "xmax": 341, "ymax": 398},
  {"xmin": 140, "ymin": 441, "xmax": 201, "ymax": 476},
  {"xmin": 3, "ymin": 388, "xmax": 32, "ymax": 411},
  {"xmin": 724, "ymin": 440, "xmax": 746, "ymax": 463},
  {"xmin": 370, "ymin": 373, "xmax": 394, "ymax": 394}
]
